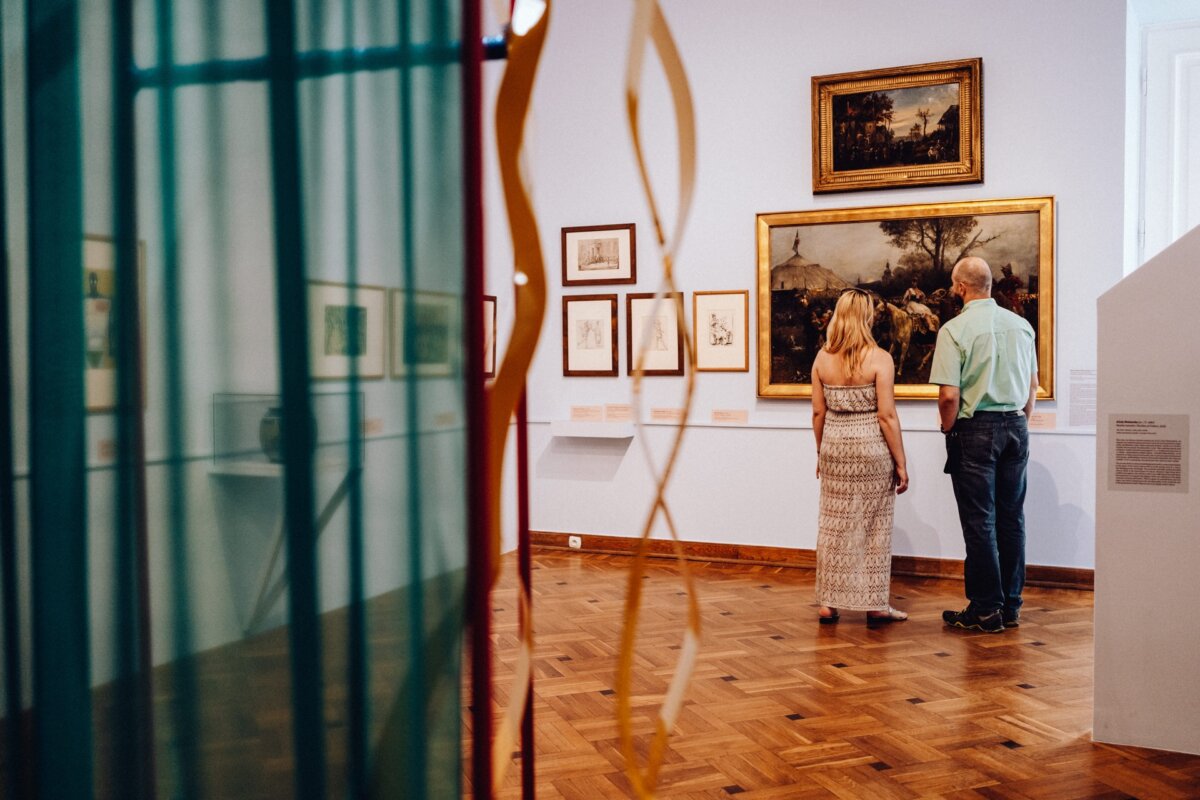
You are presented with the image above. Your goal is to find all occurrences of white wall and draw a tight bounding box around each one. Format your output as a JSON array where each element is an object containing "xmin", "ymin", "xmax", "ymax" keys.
[
  {"xmin": 486, "ymin": 0, "xmax": 1125, "ymax": 566},
  {"xmin": 1138, "ymin": 15, "xmax": 1200, "ymax": 265},
  {"xmin": 1094, "ymin": 225, "xmax": 1200, "ymax": 756}
]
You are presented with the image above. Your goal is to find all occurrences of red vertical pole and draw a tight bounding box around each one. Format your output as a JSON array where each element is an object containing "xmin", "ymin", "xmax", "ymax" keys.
[
  {"xmin": 517, "ymin": 387, "xmax": 533, "ymax": 798},
  {"xmin": 508, "ymin": 4, "xmax": 532, "ymax": 795},
  {"xmin": 462, "ymin": 0, "xmax": 493, "ymax": 796}
]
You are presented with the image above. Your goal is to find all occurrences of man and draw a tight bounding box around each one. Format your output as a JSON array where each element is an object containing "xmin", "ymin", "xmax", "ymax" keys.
[{"xmin": 930, "ymin": 257, "xmax": 1039, "ymax": 634}]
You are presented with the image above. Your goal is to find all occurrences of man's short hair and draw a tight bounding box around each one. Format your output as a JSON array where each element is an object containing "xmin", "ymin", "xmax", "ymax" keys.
[{"xmin": 953, "ymin": 257, "xmax": 992, "ymax": 293}]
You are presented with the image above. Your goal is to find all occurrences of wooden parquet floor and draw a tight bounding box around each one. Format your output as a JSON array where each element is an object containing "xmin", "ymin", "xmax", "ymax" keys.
[{"xmin": 470, "ymin": 549, "xmax": 1200, "ymax": 799}]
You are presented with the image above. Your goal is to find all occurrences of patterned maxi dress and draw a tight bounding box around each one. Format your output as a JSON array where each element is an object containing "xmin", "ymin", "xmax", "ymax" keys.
[{"xmin": 815, "ymin": 384, "xmax": 895, "ymax": 611}]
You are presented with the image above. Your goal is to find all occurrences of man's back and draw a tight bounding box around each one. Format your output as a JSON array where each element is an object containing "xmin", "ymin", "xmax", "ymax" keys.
[{"xmin": 930, "ymin": 298, "xmax": 1036, "ymax": 418}]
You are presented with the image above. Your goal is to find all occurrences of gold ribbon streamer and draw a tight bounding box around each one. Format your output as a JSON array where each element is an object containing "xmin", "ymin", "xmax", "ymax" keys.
[
  {"xmin": 488, "ymin": 0, "xmax": 550, "ymax": 788},
  {"xmin": 617, "ymin": 2, "xmax": 699, "ymax": 798}
]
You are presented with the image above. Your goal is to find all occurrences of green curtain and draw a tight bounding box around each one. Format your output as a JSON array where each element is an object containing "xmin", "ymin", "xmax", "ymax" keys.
[{"xmin": 0, "ymin": 0, "xmax": 468, "ymax": 797}]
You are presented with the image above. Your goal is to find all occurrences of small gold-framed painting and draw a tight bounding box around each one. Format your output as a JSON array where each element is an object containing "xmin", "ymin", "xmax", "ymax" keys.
[
  {"xmin": 812, "ymin": 57, "xmax": 982, "ymax": 193},
  {"xmin": 562, "ymin": 294, "xmax": 618, "ymax": 377},
  {"xmin": 693, "ymin": 290, "xmax": 749, "ymax": 372},
  {"xmin": 482, "ymin": 294, "xmax": 497, "ymax": 378},
  {"xmin": 391, "ymin": 290, "xmax": 459, "ymax": 378},
  {"xmin": 84, "ymin": 235, "xmax": 147, "ymax": 412},
  {"xmin": 561, "ymin": 223, "xmax": 636, "ymax": 286},
  {"xmin": 627, "ymin": 292, "xmax": 685, "ymax": 377},
  {"xmin": 308, "ymin": 281, "xmax": 387, "ymax": 380}
]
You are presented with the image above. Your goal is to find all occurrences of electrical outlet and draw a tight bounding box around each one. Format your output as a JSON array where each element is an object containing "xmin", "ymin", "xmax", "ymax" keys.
[{"xmin": 567, "ymin": 535, "xmax": 582, "ymax": 550}]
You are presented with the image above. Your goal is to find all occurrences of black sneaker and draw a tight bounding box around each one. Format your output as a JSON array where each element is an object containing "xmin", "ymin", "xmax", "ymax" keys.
[
  {"xmin": 1002, "ymin": 609, "xmax": 1020, "ymax": 628},
  {"xmin": 942, "ymin": 606, "xmax": 1004, "ymax": 633}
]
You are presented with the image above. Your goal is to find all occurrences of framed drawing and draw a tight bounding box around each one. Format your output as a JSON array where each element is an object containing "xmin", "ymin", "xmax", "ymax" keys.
[
  {"xmin": 627, "ymin": 292, "xmax": 685, "ymax": 377},
  {"xmin": 562, "ymin": 294, "xmax": 618, "ymax": 377},
  {"xmin": 561, "ymin": 223, "xmax": 636, "ymax": 286},
  {"xmin": 693, "ymin": 290, "xmax": 749, "ymax": 372},
  {"xmin": 482, "ymin": 294, "xmax": 497, "ymax": 378},
  {"xmin": 391, "ymin": 290, "xmax": 459, "ymax": 378},
  {"xmin": 84, "ymin": 235, "xmax": 147, "ymax": 412},
  {"xmin": 308, "ymin": 281, "xmax": 386, "ymax": 380},
  {"xmin": 812, "ymin": 57, "xmax": 982, "ymax": 193},
  {"xmin": 756, "ymin": 196, "xmax": 1054, "ymax": 399}
]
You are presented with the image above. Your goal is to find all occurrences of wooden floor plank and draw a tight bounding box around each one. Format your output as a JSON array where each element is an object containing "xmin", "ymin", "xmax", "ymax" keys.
[{"xmin": 465, "ymin": 549, "xmax": 1200, "ymax": 798}]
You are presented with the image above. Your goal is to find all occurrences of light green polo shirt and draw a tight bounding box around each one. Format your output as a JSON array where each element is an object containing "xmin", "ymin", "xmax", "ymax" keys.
[{"xmin": 929, "ymin": 298, "xmax": 1037, "ymax": 419}]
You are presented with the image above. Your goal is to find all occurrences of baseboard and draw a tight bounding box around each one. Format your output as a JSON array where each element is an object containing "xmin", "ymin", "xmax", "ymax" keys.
[
  {"xmin": 529, "ymin": 531, "xmax": 1093, "ymax": 591},
  {"xmin": 530, "ymin": 531, "xmax": 817, "ymax": 569},
  {"xmin": 888, "ymin": 554, "xmax": 1093, "ymax": 590}
]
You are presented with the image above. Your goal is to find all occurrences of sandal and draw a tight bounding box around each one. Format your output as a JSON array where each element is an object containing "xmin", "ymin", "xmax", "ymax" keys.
[
  {"xmin": 818, "ymin": 607, "xmax": 839, "ymax": 625},
  {"xmin": 866, "ymin": 606, "xmax": 908, "ymax": 626}
]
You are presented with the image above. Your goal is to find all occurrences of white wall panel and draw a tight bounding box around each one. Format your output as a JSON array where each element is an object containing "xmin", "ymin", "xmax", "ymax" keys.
[
  {"xmin": 1095, "ymin": 225, "xmax": 1200, "ymax": 756},
  {"xmin": 1141, "ymin": 18, "xmax": 1200, "ymax": 262},
  {"xmin": 485, "ymin": 0, "xmax": 1127, "ymax": 568}
]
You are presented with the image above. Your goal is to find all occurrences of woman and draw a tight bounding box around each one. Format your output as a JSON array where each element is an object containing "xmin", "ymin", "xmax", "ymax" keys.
[{"xmin": 811, "ymin": 289, "xmax": 909, "ymax": 625}]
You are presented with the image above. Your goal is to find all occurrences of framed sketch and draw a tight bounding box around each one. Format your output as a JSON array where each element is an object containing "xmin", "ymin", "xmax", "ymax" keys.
[
  {"xmin": 308, "ymin": 281, "xmax": 386, "ymax": 380},
  {"xmin": 561, "ymin": 223, "xmax": 636, "ymax": 286},
  {"xmin": 562, "ymin": 294, "xmax": 618, "ymax": 377},
  {"xmin": 391, "ymin": 290, "xmax": 459, "ymax": 378},
  {"xmin": 482, "ymin": 294, "xmax": 497, "ymax": 378},
  {"xmin": 756, "ymin": 196, "xmax": 1054, "ymax": 399},
  {"xmin": 84, "ymin": 235, "xmax": 147, "ymax": 412},
  {"xmin": 812, "ymin": 58, "xmax": 982, "ymax": 193},
  {"xmin": 627, "ymin": 292, "xmax": 685, "ymax": 377},
  {"xmin": 693, "ymin": 290, "xmax": 749, "ymax": 372}
]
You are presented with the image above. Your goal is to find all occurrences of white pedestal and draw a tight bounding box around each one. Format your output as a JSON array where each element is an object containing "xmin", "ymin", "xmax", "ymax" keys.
[{"xmin": 1094, "ymin": 226, "xmax": 1200, "ymax": 755}]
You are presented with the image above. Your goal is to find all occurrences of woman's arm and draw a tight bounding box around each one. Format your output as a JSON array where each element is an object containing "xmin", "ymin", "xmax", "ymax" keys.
[
  {"xmin": 873, "ymin": 351, "xmax": 909, "ymax": 494},
  {"xmin": 812, "ymin": 353, "xmax": 827, "ymax": 478}
]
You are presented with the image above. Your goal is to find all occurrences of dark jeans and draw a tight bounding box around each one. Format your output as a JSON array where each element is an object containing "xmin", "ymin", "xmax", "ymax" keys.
[{"xmin": 945, "ymin": 411, "xmax": 1029, "ymax": 615}]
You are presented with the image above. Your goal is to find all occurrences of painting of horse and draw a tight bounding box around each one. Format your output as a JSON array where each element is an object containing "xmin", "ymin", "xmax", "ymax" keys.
[{"xmin": 756, "ymin": 198, "xmax": 1055, "ymax": 399}]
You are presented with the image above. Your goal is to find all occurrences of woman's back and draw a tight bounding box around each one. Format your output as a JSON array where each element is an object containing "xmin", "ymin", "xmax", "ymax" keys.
[{"xmin": 814, "ymin": 345, "xmax": 885, "ymax": 388}]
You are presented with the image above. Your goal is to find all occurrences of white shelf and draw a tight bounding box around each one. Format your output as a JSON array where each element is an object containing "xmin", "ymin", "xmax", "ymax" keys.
[
  {"xmin": 208, "ymin": 456, "xmax": 351, "ymax": 478},
  {"xmin": 549, "ymin": 420, "xmax": 635, "ymax": 439},
  {"xmin": 209, "ymin": 460, "xmax": 283, "ymax": 478}
]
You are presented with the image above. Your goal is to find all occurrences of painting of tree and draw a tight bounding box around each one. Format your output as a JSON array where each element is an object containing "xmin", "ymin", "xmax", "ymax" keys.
[{"xmin": 878, "ymin": 217, "xmax": 999, "ymax": 276}]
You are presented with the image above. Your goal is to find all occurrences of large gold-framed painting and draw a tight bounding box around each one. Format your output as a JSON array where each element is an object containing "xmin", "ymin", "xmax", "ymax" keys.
[{"xmin": 756, "ymin": 196, "xmax": 1054, "ymax": 400}]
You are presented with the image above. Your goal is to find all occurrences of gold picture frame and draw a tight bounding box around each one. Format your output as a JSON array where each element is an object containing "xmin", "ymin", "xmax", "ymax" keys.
[
  {"xmin": 756, "ymin": 196, "xmax": 1054, "ymax": 399},
  {"xmin": 693, "ymin": 290, "xmax": 749, "ymax": 372},
  {"xmin": 812, "ymin": 58, "xmax": 982, "ymax": 193}
]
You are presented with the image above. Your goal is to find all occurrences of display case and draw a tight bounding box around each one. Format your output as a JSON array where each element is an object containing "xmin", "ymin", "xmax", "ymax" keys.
[
  {"xmin": 211, "ymin": 391, "xmax": 366, "ymax": 633},
  {"xmin": 212, "ymin": 392, "xmax": 365, "ymax": 470}
]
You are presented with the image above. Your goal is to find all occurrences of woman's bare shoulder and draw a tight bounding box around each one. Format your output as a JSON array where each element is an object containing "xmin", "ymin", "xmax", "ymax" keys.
[{"xmin": 870, "ymin": 347, "xmax": 895, "ymax": 368}]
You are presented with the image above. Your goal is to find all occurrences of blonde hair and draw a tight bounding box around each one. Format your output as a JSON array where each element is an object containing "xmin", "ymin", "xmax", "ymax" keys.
[{"xmin": 823, "ymin": 289, "xmax": 877, "ymax": 378}]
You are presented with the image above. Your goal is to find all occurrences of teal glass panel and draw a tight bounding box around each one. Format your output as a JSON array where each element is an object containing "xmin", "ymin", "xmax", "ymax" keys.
[{"xmin": 0, "ymin": 1, "xmax": 468, "ymax": 798}]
